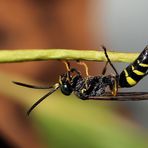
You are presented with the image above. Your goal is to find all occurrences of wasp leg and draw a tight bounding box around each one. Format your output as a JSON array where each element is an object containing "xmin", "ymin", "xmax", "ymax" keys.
[
  {"xmin": 101, "ymin": 46, "xmax": 120, "ymax": 90},
  {"xmin": 63, "ymin": 61, "xmax": 81, "ymax": 75},
  {"xmin": 63, "ymin": 61, "xmax": 71, "ymax": 71},
  {"xmin": 77, "ymin": 61, "xmax": 90, "ymax": 91},
  {"xmin": 101, "ymin": 46, "xmax": 119, "ymax": 76},
  {"xmin": 27, "ymin": 83, "xmax": 60, "ymax": 116},
  {"xmin": 111, "ymin": 78, "xmax": 118, "ymax": 96},
  {"xmin": 77, "ymin": 61, "xmax": 89, "ymax": 76},
  {"xmin": 62, "ymin": 61, "xmax": 72, "ymax": 82},
  {"xmin": 102, "ymin": 61, "xmax": 109, "ymax": 75}
]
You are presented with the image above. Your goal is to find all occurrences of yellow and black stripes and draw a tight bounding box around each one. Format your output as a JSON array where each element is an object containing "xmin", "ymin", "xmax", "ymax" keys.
[{"xmin": 119, "ymin": 45, "xmax": 148, "ymax": 87}]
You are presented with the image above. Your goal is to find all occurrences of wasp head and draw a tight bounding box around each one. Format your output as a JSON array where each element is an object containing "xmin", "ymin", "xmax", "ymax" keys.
[{"xmin": 59, "ymin": 73, "xmax": 73, "ymax": 96}]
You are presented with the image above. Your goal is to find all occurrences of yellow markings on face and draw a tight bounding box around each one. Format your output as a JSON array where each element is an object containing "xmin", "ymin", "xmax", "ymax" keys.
[
  {"xmin": 124, "ymin": 69, "xmax": 137, "ymax": 86},
  {"xmin": 131, "ymin": 65, "xmax": 145, "ymax": 75}
]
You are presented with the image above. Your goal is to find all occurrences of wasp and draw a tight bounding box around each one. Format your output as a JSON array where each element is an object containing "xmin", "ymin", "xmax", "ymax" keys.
[{"xmin": 13, "ymin": 45, "xmax": 148, "ymax": 115}]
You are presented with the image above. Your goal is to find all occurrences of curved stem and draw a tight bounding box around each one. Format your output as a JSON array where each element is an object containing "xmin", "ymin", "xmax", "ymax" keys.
[{"xmin": 0, "ymin": 49, "xmax": 139, "ymax": 63}]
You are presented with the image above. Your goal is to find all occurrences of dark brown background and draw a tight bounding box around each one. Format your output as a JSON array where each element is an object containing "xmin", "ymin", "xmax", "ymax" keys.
[{"xmin": 0, "ymin": 0, "xmax": 103, "ymax": 147}]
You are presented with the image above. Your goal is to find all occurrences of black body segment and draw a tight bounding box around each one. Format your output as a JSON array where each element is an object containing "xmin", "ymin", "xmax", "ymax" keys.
[{"xmin": 119, "ymin": 45, "xmax": 148, "ymax": 87}]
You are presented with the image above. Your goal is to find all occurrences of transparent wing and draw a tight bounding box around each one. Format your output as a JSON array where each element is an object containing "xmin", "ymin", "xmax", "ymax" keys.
[{"xmin": 88, "ymin": 92, "xmax": 148, "ymax": 101}]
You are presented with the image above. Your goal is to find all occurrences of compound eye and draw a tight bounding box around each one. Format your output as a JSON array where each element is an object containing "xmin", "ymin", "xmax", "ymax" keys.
[{"xmin": 60, "ymin": 83, "xmax": 73, "ymax": 96}]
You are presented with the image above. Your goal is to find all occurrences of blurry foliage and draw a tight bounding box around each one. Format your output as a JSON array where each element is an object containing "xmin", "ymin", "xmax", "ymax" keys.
[{"xmin": 0, "ymin": 72, "xmax": 148, "ymax": 148}]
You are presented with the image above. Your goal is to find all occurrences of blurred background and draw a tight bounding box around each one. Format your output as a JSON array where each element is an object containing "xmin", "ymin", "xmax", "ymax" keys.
[{"xmin": 0, "ymin": 0, "xmax": 148, "ymax": 147}]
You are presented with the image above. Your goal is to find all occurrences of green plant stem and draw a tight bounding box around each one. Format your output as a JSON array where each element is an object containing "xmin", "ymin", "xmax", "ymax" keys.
[{"xmin": 0, "ymin": 49, "xmax": 139, "ymax": 63}]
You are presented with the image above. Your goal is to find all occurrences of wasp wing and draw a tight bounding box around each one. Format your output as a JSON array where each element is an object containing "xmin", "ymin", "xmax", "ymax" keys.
[{"xmin": 88, "ymin": 92, "xmax": 148, "ymax": 101}]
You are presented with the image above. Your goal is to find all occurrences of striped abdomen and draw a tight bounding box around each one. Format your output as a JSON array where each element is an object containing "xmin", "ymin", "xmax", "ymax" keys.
[{"xmin": 119, "ymin": 45, "xmax": 148, "ymax": 87}]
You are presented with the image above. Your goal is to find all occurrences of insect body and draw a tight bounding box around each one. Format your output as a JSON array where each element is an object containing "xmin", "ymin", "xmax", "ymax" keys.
[{"xmin": 119, "ymin": 45, "xmax": 148, "ymax": 87}]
